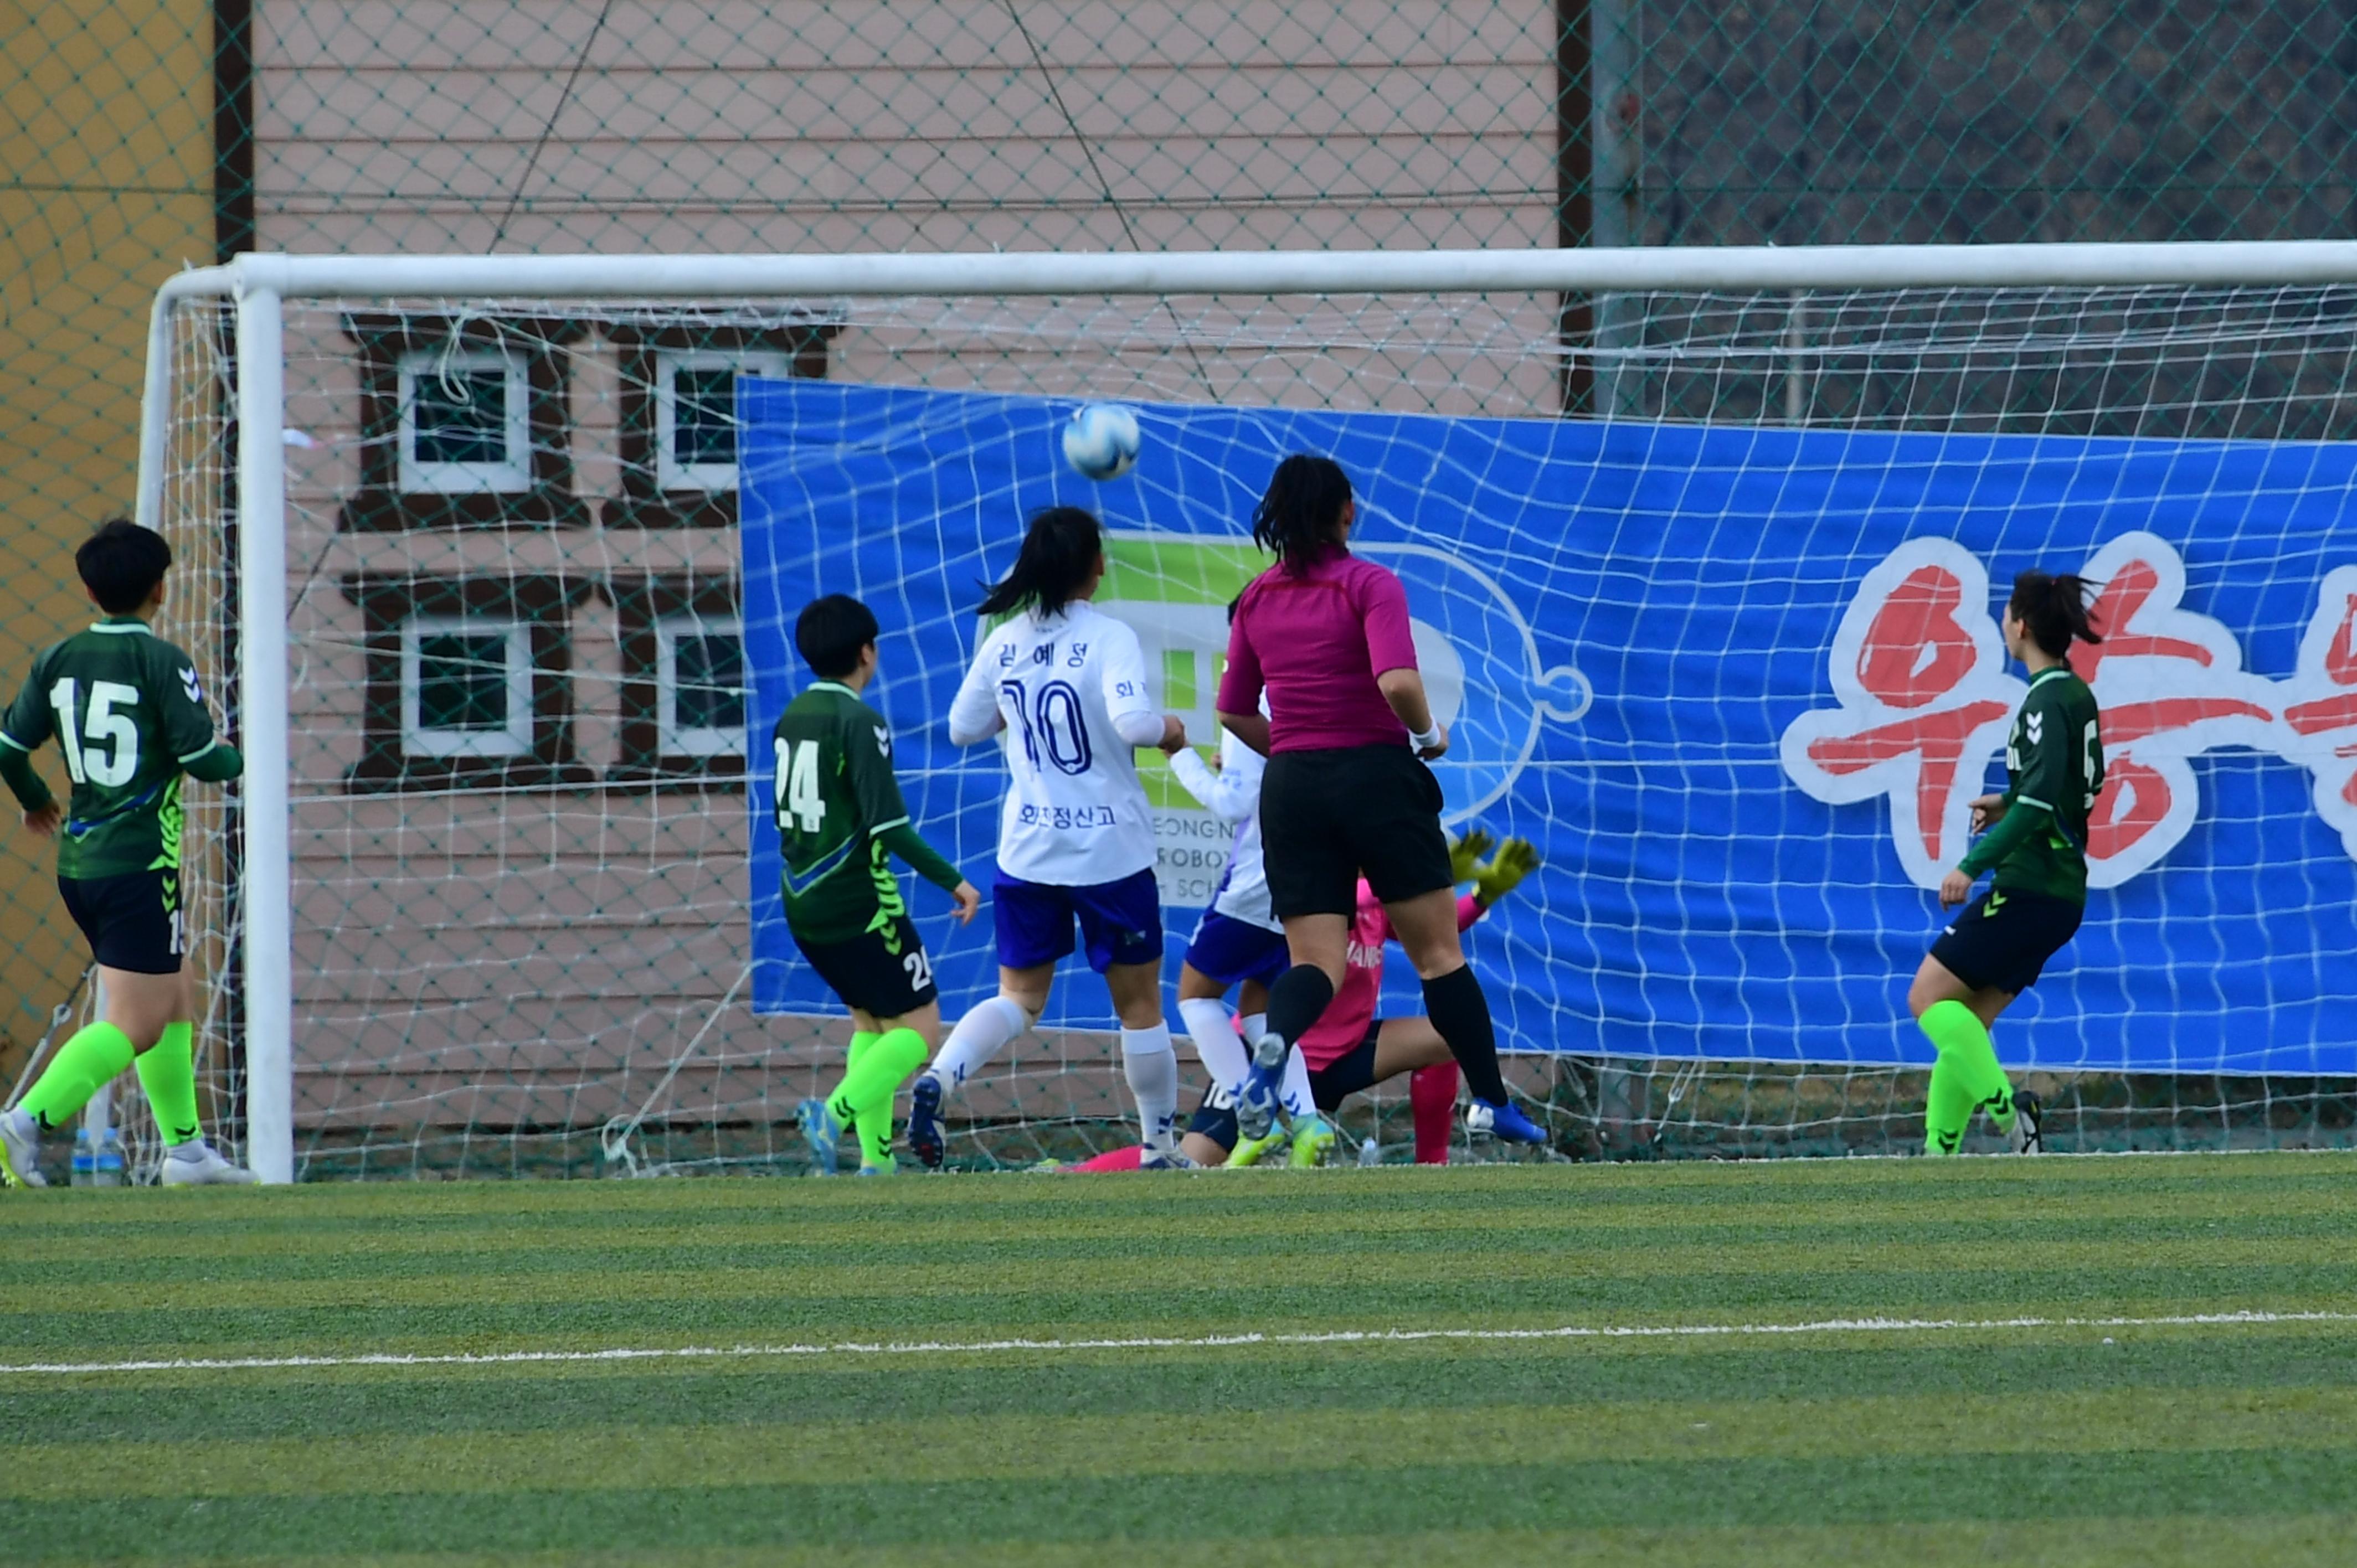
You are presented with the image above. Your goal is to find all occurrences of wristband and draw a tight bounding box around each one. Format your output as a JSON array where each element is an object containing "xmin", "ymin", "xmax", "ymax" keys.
[{"xmin": 1410, "ymin": 723, "xmax": 1443, "ymax": 751}]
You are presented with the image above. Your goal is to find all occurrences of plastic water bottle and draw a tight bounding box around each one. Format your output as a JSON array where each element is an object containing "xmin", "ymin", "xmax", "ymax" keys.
[
  {"xmin": 1357, "ymin": 1136, "xmax": 1381, "ymax": 1167},
  {"xmin": 70, "ymin": 1128, "xmax": 95, "ymax": 1187},
  {"xmin": 94, "ymin": 1130, "xmax": 126, "ymax": 1187}
]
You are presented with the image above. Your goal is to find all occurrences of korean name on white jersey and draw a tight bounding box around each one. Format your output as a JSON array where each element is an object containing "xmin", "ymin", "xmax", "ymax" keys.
[{"xmin": 950, "ymin": 602, "xmax": 1163, "ymax": 886}]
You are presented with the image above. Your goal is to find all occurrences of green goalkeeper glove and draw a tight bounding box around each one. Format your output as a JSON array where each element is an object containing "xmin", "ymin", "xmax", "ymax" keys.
[
  {"xmin": 1473, "ymin": 837, "xmax": 1540, "ymax": 907},
  {"xmin": 1448, "ymin": 828, "xmax": 1496, "ymax": 886}
]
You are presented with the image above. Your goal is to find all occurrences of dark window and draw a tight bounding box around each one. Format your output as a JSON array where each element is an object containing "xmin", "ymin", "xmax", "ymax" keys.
[
  {"xmin": 414, "ymin": 632, "xmax": 512, "ymax": 731},
  {"xmin": 671, "ymin": 365, "xmax": 740, "ymax": 468},
  {"xmin": 410, "ymin": 369, "xmax": 511, "ymax": 466},
  {"xmin": 671, "ymin": 630, "xmax": 745, "ymax": 734}
]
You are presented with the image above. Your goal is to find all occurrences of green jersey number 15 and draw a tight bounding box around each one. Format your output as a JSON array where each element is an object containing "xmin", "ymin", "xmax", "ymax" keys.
[{"xmin": 51, "ymin": 678, "xmax": 143, "ymax": 787}]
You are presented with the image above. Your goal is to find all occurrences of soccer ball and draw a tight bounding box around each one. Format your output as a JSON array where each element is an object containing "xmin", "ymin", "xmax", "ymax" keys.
[{"xmin": 1062, "ymin": 403, "xmax": 1142, "ymax": 481}]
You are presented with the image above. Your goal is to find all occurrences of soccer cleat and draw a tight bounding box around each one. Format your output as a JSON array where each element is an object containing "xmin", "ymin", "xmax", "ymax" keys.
[
  {"xmin": 0, "ymin": 1112, "xmax": 47, "ymax": 1189},
  {"xmin": 1223, "ymin": 1126, "xmax": 1290, "ymax": 1168},
  {"xmin": 796, "ymin": 1098, "xmax": 842, "ymax": 1176},
  {"xmin": 1235, "ymin": 1033, "xmax": 1288, "ymax": 1141},
  {"xmin": 1287, "ymin": 1115, "xmax": 1338, "ymax": 1169},
  {"xmin": 906, "ymin": 1074, "xmax": 946, "ymax": 1170},
  {"xmin": 2007, "ymin": 1088, "xmax": 2045, "ymax": 1154},
  {"xmin": 158, "ymin": 1142, "xmax": 259, "ymax": 1187},
  {"xmin": 1465, "ymin": 1097, "xmax": 1547, "ymax": 1146},
  {"xmin": 1138, "ymin": 1144, "xmax": 1201, "ymax": 1170},
  {"xmin": 855, "ymin": 1159, "xmax": 895, "ymax": 1177}
]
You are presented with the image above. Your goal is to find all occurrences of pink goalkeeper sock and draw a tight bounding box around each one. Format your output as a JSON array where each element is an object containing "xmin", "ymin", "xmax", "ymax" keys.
[
  {"xmin": 1411, "ymin": 1062, "xmax": 1458, "ymax": 1164},
  {"xmin": 1068, "ymin": 1146, "xmax": 1144, "ymax": 1172}
]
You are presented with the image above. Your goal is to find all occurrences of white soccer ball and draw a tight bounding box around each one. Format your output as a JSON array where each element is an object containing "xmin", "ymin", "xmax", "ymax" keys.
[{"xmin": 1062, "ymin": 403, "xmax": 1142, "ymax": 481}]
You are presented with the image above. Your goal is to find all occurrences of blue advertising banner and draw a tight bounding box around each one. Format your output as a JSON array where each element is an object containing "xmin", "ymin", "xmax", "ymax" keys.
[{"xmin": 739, "ymin": 379, "xmax": 2357, "ymax": 1075}]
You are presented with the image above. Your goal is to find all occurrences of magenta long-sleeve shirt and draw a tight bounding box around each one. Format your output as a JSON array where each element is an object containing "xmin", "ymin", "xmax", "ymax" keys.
[{"xmin": 1216, "ymin": 545, "xmax": 1420, "ymax": 753}]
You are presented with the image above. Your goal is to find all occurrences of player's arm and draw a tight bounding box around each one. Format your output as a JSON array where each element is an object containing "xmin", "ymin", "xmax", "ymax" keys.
[
  {"xmin": 1947, "ymin": 696, "xmax": 2061, "ymax": 902},
  {"xmin": 1214, "ymin": 610, "xmax": 1270, "ymax": 757},
  {"xmin": 1167, "ymin": 731, "xmax": 1260, "ymax": 822},
  {"xmin": 0, "ymin": 662, "xmax": 60, "ymax": 835},
  {"xmin": 1100, "ymin": 622, "xmax": 1183, "ymax": 752},
  {"xmin": 946, "ymin": 637, "xmax": 1006, "ymax": 747},
  {"xmin": 848, "ymin": 708, "xmax": 980, "ymax": 921},
  {"xmin": 155, "ymin": 645, "xmax": 243, "ymax": 783}
]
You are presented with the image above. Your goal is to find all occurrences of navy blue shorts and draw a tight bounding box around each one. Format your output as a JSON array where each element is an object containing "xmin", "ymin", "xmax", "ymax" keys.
[
  {"xmin": 1183, "ymin": 911, "xmax": 1288, "ymax": 989},
  {"xmin": 995, "ymin": 867, "xmax": 1164, "ymax": 973},
  {"xmin": 1187, "ymin": 1081, "xmax": 1239, "ymax": 1147}
]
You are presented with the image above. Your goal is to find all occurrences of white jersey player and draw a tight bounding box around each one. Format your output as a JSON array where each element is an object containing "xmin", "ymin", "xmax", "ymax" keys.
[{"xmin": 908, "ymin": 507, "xmax": 1193, "ymax": 1169}]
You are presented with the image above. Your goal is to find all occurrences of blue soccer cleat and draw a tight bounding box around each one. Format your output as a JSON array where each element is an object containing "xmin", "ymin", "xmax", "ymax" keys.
[
  {"xmin": 1465, "ymin": 1097, "xmax": 1546, "ymax": 1146},
  {"xmin": 1236, "ymin": 1034, "xmax": 1288, "ymax": 1142},
  {"xmin": 797, "ymin": 1097, "xmax": 843, "ymax": 1176},
  {"xmin": 906, "ymin": 1074, "xmax": 946, "ymax": 1170}
]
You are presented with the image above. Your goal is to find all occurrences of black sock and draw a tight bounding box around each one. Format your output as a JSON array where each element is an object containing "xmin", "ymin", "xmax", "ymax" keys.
[
  {"xmin": 1264, "ymin": 963, "xmax": 1335, "ymax": 1049},
  {"xmin": 1422, "ymin": 964, "xmax": 1508, "ymax": 1103}
]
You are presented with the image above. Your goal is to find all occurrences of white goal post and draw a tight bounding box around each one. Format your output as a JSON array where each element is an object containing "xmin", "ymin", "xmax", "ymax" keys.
[{"xmin": 138, "ymin": 241, "xmax": 2357, "ymax": 1183}]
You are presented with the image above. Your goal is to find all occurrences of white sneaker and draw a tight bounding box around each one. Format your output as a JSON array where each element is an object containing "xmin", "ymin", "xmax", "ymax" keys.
[
  {"xmin": 1138, "ymin": 1144, "xmax": 1201, "ymax": 1170},
  {"xmin": 160, "ymin": 1142, "xmax": 260, "ymax": 1186},
  {"xmin": 0, "ymin": 1111, "xmax": 48, "ymax": 1189}
]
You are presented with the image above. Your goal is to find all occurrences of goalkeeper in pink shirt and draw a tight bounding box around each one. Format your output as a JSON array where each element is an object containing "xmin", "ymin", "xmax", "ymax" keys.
[{"xmin": 1063, "ymin": 831, "xmax": 1540, "ymax": 1169}]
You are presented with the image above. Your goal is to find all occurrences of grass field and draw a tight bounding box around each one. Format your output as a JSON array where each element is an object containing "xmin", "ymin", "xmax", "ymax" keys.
[{"xmin": 3, "ymin": 1153, "xmax": 2354, "ymax": 1567}]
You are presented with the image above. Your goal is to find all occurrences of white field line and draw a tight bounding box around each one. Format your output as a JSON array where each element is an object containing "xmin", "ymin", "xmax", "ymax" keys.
[{"xmin": 7, "ymin": 1309, "xmax": 2353, "ymax": 1378}]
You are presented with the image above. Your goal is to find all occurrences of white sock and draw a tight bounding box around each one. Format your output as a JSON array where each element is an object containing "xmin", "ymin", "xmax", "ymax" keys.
[
  {"xmin": 1178, "ymin": 997, "xmax": 1251, "ymax": 1100},
  {"xmin": 1121, "ymin": 1023, "xmax": 1180, "ymax": 1152},
  {"xmin": 1279, "ymin": 1046, "xmax": 1316, "ymax": 1117},
  {"xmin": 928, "ymin": 995, "xmax": 1030, "ymax": 1091},
  {"xmin": 1239, "ymin": 1012, "xmax": 1269, "ymax": 1046}
]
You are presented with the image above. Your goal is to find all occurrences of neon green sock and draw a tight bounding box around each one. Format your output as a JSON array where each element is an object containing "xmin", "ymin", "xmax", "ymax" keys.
[
  {"xmin": 1918, "ymin": 1000, "xmax": 2013, "ymax": 1157},
  {"xmin": 825, "ymin": 1031, "xmax": 882, "ymax": 1160},
  {"xmin": 17, "ymin": 1022, "xmax": 136, "ymax": 1134},
  {"xmin": 830, "ymin": 1028, "xmax": 929, "ymax": 1170},
  {"xmin": 135, "ymin": 1021, "xmax": 203, "ymax": 1146}
]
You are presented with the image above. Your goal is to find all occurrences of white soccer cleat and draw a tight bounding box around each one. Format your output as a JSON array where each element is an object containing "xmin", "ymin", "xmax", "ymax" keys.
[
  {"xmin": 0, "ymin": 1111, "xmax": 48, "ymax": 1189},
  {"xmin": 1138, "ymin": 1144, "xmax": 1201, "ymax": 1170},
  {"xmin": 160, "ymin": 1142, "xmax": 260, "ymax": 1187}
]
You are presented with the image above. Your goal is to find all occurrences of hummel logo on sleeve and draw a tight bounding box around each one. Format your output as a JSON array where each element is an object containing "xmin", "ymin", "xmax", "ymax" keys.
[
  {"xmin": 2025, "ymin": 711, "xmax": 2044, "ymax": 745},
  {"xmin": 874, "ymin": 725, "xmax": 891, "ymax": 756},
  {"xmin": 180, "ymin": 667, "xmax": 204, "ymax": 704}
]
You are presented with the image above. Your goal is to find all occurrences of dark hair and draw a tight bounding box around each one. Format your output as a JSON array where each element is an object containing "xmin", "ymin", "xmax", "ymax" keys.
[
  {"xmin": 2007, "ymin": 570, "xmax": 2102, "ymax": 660},
  {"xmin": 977, "ymin": 507, "xmax": 1103, "ymax": 618},
  {"xmin": 795, "ymin": 594, "xmax": 881, "ymax": 679},
  {"xmin": 1252, "ymin": 455, "xmax": 1353, "ymax": 574},
  {"xmin": 76, "ymin": 519, "xmax": 172, "ymax": 615}
]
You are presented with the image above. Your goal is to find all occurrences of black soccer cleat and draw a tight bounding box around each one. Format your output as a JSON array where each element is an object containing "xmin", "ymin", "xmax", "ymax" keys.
[
  {"xmin": 2008, "ymin": 1088, "xmax": 2045, "ymax": 1154},
  {"xmin": 907, "ymin": 1073, "xmax": 946, "ymax": 1170}
]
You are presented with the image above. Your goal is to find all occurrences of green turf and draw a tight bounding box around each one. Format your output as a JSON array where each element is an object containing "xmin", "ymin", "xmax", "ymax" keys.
[{"xmin": 2, "ymin": 1154, "xmax": 2353, "ymax": 1566}]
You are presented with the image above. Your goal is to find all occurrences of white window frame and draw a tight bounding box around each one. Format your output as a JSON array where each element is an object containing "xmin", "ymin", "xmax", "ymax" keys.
[
  {"xmin": 655, "ymin": 613, "xmax": 747, "ymax": 759},
  {"xmin": 400, "ymin": 616, "xmax": 533, "ymax": 759},
  {"xmin": 396, "ymin": 347, "xmax": 531, "ymax": 493},
  {"xmin": 653, "ymin": 350, "xmax": 794, "ymax": 491}
]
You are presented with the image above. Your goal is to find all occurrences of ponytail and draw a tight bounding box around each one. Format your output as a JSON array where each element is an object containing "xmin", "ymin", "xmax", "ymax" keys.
[
  {"xmin": 2008, "ymin": 570, "xmax": 2102, "ymax": 659},
  {"xmin": 977, "ymin": 506, "xmax": 1104, "ymax": 618},
  {"xmin": 1252, "ymin": 455, "xmax": 1354, "ymax": 574}
]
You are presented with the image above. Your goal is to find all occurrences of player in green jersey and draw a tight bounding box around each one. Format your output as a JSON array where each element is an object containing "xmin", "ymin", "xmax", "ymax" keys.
[
  {"xmin": 1910, "ymin": 569, "xmax": 2106, "ymax": 1157},
  {"xmin": 0, "ymin": 520, "xmax": 253, "ymax": 1188},
  {"xmin": 777, "ymin": 595, "xmax": 979, "ymax": 1174}
]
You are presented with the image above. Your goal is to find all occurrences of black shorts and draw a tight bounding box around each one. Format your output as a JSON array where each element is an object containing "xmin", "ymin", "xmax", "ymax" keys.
[
  {"xmin": 1187, "ymin": 1081, "xmax": 1239, "ymax": 1147},
  {"xmin": 1260, "ymin": 744, "xmax": 1454, "ymax": 919},
  {"xmin": 59, "ymin": 869, "xmax": 183, "ymax": 976},
  {"xmin": 1929, "ymin": 886, "xmax": 2083, "ymax": 996},
  {"xmin": 792, "ymin": 915, "xmax": 938, "ymax": 1019},
  {"xmin": 1306, "ymin": 1020, "xmax": 1386, "ymax": 1113}
]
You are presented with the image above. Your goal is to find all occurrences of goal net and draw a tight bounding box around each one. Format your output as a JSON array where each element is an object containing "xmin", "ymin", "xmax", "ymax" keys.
[{"xmin": 148, "ymin": 250, "xmax": 2357, "ymax": 1179}]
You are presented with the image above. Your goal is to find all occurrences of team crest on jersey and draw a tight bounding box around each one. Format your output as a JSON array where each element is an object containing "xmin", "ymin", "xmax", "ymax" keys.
[{"xmin": 1783, "ymin": 531, "xmax": 2299, "ymax": 889}]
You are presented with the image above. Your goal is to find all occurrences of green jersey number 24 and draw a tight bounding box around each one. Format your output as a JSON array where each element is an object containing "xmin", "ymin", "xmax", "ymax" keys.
[
  {"xmin": 774, "ymin": 735, "xmax": 827, "ymax": 835},
  {"xmin": 50, "ymin": 678, "xmax": 142, "ymax": 788}
]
